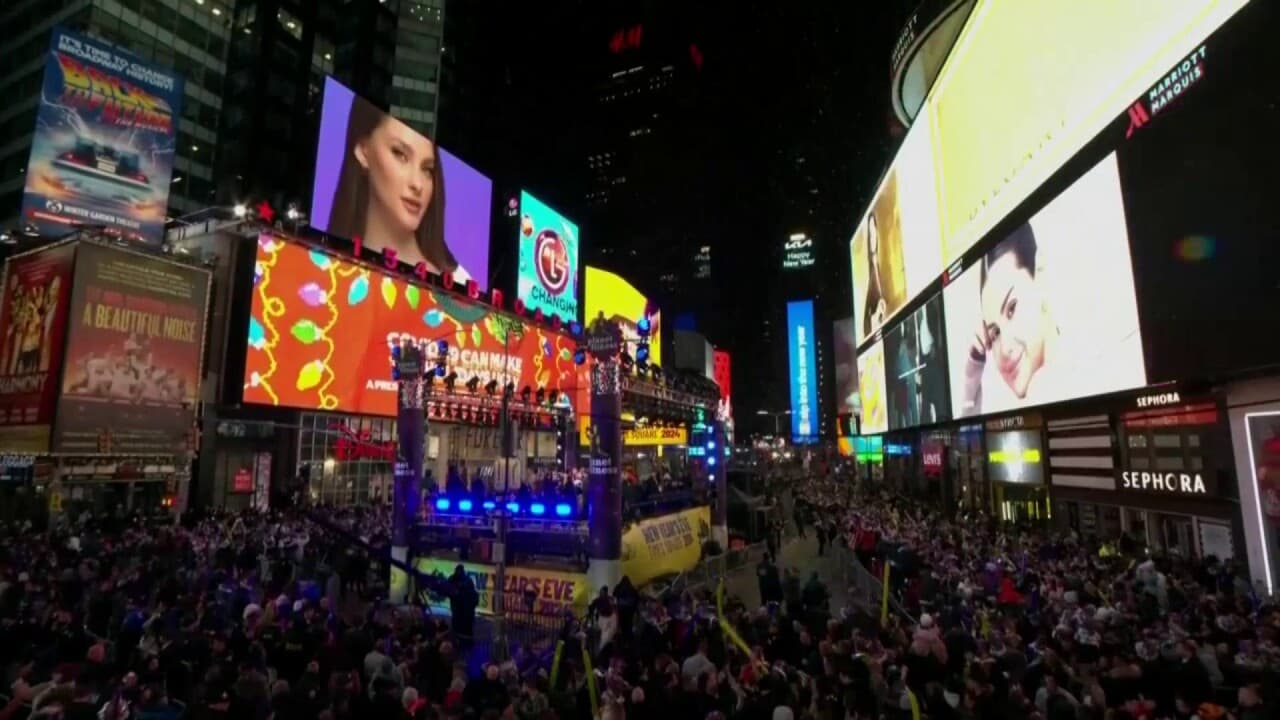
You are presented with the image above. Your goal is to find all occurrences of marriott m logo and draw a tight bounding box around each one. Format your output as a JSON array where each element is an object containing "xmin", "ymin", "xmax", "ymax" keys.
[{"xmin": 1124, "ymin": 101, "xmax": 1151, "ymax": 139}]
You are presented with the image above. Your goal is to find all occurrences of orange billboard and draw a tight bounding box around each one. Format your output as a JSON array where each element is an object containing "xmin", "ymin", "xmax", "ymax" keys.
[{"xmin": 244, "ymin": 235, "xmax": 578, "ymax": 415}]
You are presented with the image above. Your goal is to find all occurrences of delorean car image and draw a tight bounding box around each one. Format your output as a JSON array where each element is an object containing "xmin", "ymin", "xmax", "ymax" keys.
[{"xmin": 53, "ymin": 138, "xmax": 151, "ymax": 191}]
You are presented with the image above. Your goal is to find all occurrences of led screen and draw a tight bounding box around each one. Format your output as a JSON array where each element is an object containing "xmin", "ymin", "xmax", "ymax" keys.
[
  {"xmin": 786, "ymin": 300, "xmax": 818, "ymax": 444},
  {"xmin": 243, "ymin": 235, "xmax": 577, "ymax": 416},
  {"xmin": 884, "ymin": 293, "xmax": 950, "ymax": 430},
  {"xmin": 849, "ymin": 109, "xmax": 943, "ymax": 346},
  {"xmin": 584, "ymin": 266, "xmax": 661, "ymax": 366},
  {"xmin": 832, "ymin": 317, "xmax": 859, "ymax": 416},
  {"xmin": 987, "ymin": 429, "xmax": 1045, "ymax": 485},
  {"xmin": 20, "ymin": 28, "xmax": 184, "ymax": 245},
  {"xmin": 943, "ymin": 153, "xmax": 1145, "ymax": 419},
  {"xmin": 713, "ymin": 349, "xmax": 733, "ymax": 428},
  {"xmin": 518, "ymin": 191, "xmax": 580, "ymax": 324},
  {"xmin": 927, "ymin": 0, "xmax": 1247, "ymax": 264},
  {"xmin": 856, "ymin": 339, "xmax": 888, "ymax": 435},
  {"xmin": 310, "ymin": 77, "xmax": 493, "ymax": 289}
]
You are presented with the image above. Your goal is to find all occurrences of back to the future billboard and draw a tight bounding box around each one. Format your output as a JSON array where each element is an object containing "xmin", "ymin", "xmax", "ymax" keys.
[{"xmin": 20, "ymin": 28, "xmax": 184, "ymax": 245}]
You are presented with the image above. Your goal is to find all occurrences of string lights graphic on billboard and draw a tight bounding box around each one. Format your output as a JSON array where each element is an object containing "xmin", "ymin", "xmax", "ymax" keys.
[
  {"xmin": 245, "ymin": 235, "xmax": 577, "ymax": 416},
  {"xmin": 20, "ymin": 28, "xmax": 184, "ymax": 244},
  {"xmin": 518, "ymin": 191, "xmax": 580, "ymax": 324}
]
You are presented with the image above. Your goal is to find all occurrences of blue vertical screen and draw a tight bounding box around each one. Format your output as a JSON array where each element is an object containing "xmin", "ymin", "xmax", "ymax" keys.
[{"xmin": 786, "ymin": 300, "xmax": 818, "ymax": 444}]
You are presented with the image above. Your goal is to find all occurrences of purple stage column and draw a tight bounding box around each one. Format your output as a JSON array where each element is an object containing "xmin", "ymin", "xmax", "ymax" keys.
[
  {"xmin": 390, "ymin": 344, "xmax": 427, "ymax": 604},
  {"xmin": 583, "ymin": 316, "xmax": 625, "ymax": 594},
  {"xmin": 711, "ymin": 420, "xmax": 728, "ymax": 544}
]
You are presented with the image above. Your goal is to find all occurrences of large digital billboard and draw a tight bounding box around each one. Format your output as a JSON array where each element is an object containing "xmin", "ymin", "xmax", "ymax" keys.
[
  {"xmin": 518, "ymin": 191, "xmax": 580, "ymax": 324},
  {"xmin": 849, "ymin": 110, "xmax": 943, "ymax": 346},
  {"xmin": 54, "ymin": 244, "xmax": 211, "ymax": 455},
  {"xmin": 713, "ymin": 349, "xmax": 733, "ymax": 429},
  {"xmin": 584, "ymin": 266, "xmax": 661, "ymax": 366},
  {"xmin": 884, "ymin": 293, "xmax": 949, "ymax": 430},
  {"xmin": 20, "ymin": 28, "xmax": 184, "ymax": 245},
  {"xmin": 832, "ymin": 317, "xmax": 859, "ymax": 417},
  {"xmin": 856, "ymin": 339, "xmax": 888, "ymax": 435},
  {"xmin": 310, "ymin": 77, "xmax": 493, "ymax": 288},
  {"xmin": 0, "ymin": 245, "xmax": 76, "ymax": 453},
  {"xmin": 786, "ymin": 300, "xmax": 818, "ymax": 444},
  {"xmin": 244, "ymin": 236, "xmax": 578, "ymax": 416},
  {"xmin": 927, "ymin": 0, "xmax": 1248, "ymax": 264},
  {"xmin": 942, "ymin": 153, "xmax": 1145, "ymax": 420}
]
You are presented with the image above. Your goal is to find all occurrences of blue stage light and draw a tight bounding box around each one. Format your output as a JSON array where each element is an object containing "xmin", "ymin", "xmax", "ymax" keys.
[
  {"xmin": 391, "ymin": 344, "xmax": 401, "ymax": 359},
  {"xmin": 636, "ymin": 316, "xmax": 651, "ymax": 335},
  {"xmin": 482, "ymin": 500, "xmax": 497, "ymax": 511},
  {"xmin": 437, "ymin": 340, "xmax": 448, "ymax": 354},
  {"xmin": 555, "ymin": 503, "xmax": 572, "ymax": 517},
  {"xmin": 434, "ymin": 497, "xmax": 451, "ymax": 511},
  {"xmin": 637, "ymin": 344, "xmax": 649, "ymax": 362},
  {"xmin": 458, "ymin": 499, "xmax": 474, "ymax": 512},
  {"xmin": 574, "ymin": 348, "xmax": 586, "ymax": 366},
  {"xmin": 505, "ymin": 501, "xmax": 520, "ymax": 514},
  {"xmin": 708, "ymin": 455, "xmax": 716, "ymax": 467},
  {"xmin": 708, "ymin": 440, "xmax": 716, "ymax": 450},
  {"xmin": 530, "ymin": 503, "xmax": 546, "ymax": 516},
  {"xmin": 435, "ymin": 365, "xmax": 446, "ymax": 377}
]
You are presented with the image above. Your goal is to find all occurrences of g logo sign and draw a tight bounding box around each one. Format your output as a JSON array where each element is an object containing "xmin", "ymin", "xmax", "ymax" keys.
[{"xmin": 535, "ymin": 230, "xmax": 570, "ymax": 296}]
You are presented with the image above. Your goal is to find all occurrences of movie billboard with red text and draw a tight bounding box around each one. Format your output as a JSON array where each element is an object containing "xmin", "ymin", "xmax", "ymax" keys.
[
  {"xmin": 243, "ymin": 235, "xmax": 578, "ymax": 416},
  {"xmin": 0, "ymin": 245, "xmax": 76, "ymax": 452},
  {"xmin": 53, "ymin": 244, "xmax": 211, "ymax": 454},
  {"xmin": 20, "ymin": 27, "xmax": 183, "ymax": 245}
]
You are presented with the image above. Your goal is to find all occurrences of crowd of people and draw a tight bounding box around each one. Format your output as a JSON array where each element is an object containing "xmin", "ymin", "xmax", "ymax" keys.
[{"xmin": 3, "ymin": 469, "xmax": 1278, "ymax": 720}]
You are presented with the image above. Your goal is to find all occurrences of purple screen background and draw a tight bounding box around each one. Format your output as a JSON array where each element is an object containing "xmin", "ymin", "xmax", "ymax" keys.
[{"xmin": 310, "ymin": 77, "xmax": 492, "ymax": 289}]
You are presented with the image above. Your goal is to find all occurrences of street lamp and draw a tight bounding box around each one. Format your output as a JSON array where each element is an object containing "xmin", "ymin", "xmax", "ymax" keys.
[{"xmin": 756, "ymin": 409, "xmax": 791, "ymax": 437}]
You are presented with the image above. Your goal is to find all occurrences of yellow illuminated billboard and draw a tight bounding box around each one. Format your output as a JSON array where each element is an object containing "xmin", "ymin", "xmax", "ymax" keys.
[
  {"xmin": 584, "ymin": 266, "xmax": 662, "ymax": 366},
  {"xmin": 928, "ymin": 0, "xmax": 1249, "ymax": 264}
]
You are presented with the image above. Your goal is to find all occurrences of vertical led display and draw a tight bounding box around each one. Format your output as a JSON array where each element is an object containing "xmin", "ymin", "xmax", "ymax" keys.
[
  {"xmin": 786, "ymin": 300, "xmax": 818, "ymax": 444},
  {"xmin": 518, "ymin": 191, "xmax": 580, "ymax": 324},
  {"xmin": 20, "ymin": 28, "xmax": 184, "ymax": 245}
]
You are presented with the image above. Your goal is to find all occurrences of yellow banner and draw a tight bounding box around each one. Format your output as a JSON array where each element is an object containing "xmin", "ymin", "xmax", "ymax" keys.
[
  {"xmin": 413, "ymin": 558, "xmax": 588, "ymax": 617},
  {"xmin": 623, "ymin": 426, "xmax": 688, "ymax": 446},
  {"xmin": 620, "ymin": 505, "xmax": 710, "ymax": 587}
]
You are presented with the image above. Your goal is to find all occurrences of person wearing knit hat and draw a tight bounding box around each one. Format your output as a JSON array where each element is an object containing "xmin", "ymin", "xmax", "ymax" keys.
[{"xmin": 773, "ymin": 706, "xmax": 795, "ymax": 720}]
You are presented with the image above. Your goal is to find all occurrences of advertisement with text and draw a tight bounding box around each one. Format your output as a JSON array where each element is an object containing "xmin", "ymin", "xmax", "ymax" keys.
[
  {"xmin": 786, "ymin": 300, "xmax": 818, "ymax": 443},
  {"xmin": 986, "ymin": 429, "xmax": 1044, "ymax": 485},
  {"xmin": 849, "ymin": 111, "xmax": 943, "ymax": 346},
  {"xmin": 620, "ymin": 505, "xmax": 711, "ymax": 587},
  {"xmin": 413, "ymin": 558, "xmax": 587, "ymax": 617},
  {"xmin": 244, "ymin": 236, "xmax": 577, "ymax": 416},
  {"xmin": 54, "ymin": 244, "xmax": 210, "ymax": 454},
  {"xmin": 21, "ymin": 27, "xmax": 184, "ymax": 245},
  {"xmin": 884, "ymin": 292, "xmax": 950, "ymax": 430},
  {"xmin": 518, "ymin": 191, "xmax": 580, "ymax": 324},
  {"xmin": 927, "ymin": 0, "xmax": 1247, "ymax": 262},
  {"xmin": 0, "ymin": 246, "xmax": 76, "ymax": 452},
  {"xmin": 943, "ymin": 153, "xmax": 1146, "ymax": 420},
  {"xmin": 310, "ymin": 77, "xmax": 493, "ymax": 287}
]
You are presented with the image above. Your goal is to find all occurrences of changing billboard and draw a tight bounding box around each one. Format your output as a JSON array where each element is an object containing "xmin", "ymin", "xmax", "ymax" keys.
[{"xmin": 786, "ymin": 300, "xmax": 818, "ymax": 444}]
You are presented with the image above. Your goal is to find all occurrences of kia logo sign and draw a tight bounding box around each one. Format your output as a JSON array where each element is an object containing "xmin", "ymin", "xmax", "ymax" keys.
[
  {"xmin": 784, "ymin": 237, "xmax": 812, "ymax": 251},
  {"xmin": 535, "ymin": 230, "xmax": 570, "ymax": 295}
]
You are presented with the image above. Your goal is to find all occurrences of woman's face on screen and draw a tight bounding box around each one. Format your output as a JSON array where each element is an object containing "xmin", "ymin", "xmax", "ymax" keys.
[
  {"xmin": 980, "ymin": 252, "xmax": 1045, "ymax": 399},
  {"xmin": 356, "ymin": 115, "xmax": 435, "ymax": 236}
]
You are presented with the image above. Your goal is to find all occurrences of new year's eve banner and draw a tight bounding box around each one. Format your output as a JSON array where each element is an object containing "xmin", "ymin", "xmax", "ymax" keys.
[
  {"xmin": 21, "ymin": 28, "xmax": 183, "ymax": 245},
  {"xmin": 53, "ymin": 243, "xmax": 211, "ymax": 454},
  {"xmin": 243, "ymin": 235, "xmax": 577, "ymax": 416}
]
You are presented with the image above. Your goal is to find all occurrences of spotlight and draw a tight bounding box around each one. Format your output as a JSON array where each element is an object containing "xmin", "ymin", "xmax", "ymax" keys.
[
  {"xmin": 520, "ymin": 386, "xmax": 532, "ymax": 403},
  {"xmin": 484, "ymin": 379, "xmax": 499, "ymax": 395},
  {"xmin": 505, "ymin": 382, "xmax": 517, "ymax": 397},
  {"xmin": 444, "ymin": 372, "xmax": 458, "ymax": 391},
  {"xmin": 466, "ymin": 376, "xmax": 480, "ymax": 393},
  {"xmin": 535, "ymin": 387, "xmax": 546, "ymax": 405},
  {"xmin": 458, "ymin": 499, "xmax": 474, "ymax": 512},
  {"xmin": 482, "ymin": 500, "xmax": 497, "ymax": 511},
  {"xmin": 437, "ymin": 340, "xmax": 449, "ymax": 354},
  {"xmin": 574, "ymin": 348, "xmax": 587, "ymax": 365},
  {"xmin": 434, "ymin": 497, "xmax": 451, "ymax": 512},
  {"xmin": 548, "ymin": 388, "xmax": 560, "ymax": 405},
  {"xmin": 620, "ymin": 351, "xmax": 633, "ymax": 366},
  {"xmin": 505, "ymin": 501, "xmax": 520, "ymax": 514},
  {"xmin": 637, "ymin": 316, "xmax": 651, "ymax": 336},
  {"xmin": 636, "ymin": 344, "xmax": 650, "ymax": 363},
  {"xmin": 555, "ymin": 503, "xmax": 572, "ymax": 518},
  {"xmin": 435, "ymin": 365, "xmax": 446, "ymax": 377},
  {"xmin": 233, "ymin": 203, "xmax": 248, "ymax": 218},
  {"xmin": 285, "ymin": 203, "xmax": 301, "ymax": 221},
  {"xmin": 530, "ymin": 503, "xmax": 546, "ymax": 516}
]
